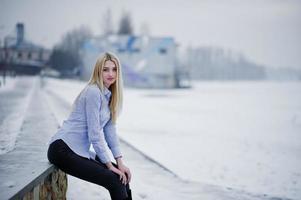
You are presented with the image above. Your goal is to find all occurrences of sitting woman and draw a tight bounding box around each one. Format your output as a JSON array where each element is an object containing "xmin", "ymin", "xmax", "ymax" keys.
[{"xmin": 47, "ymin": 52, "xmax": 132, "ymax": 200}]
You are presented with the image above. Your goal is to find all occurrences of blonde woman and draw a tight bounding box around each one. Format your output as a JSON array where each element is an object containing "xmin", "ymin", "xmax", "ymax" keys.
[{"xmin": 47, "ymin": 52, "xmax": 132, "ymax": 200}]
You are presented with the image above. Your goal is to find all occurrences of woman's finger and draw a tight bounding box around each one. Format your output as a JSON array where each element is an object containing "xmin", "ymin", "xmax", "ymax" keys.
[
  {"xmin": 125, "ymin": 170, "xmax": 131, "ymax": 183},
  {"xmin": 116, "ymin": 169, "xmax": 123, "ymax": 181},
  {"xmin": 118, "ymin": 171, "xmax": 125, "ymax": 184},
  {"xmin": 123, "ymin": 173, "xmax": 127, "ymax": 184}
]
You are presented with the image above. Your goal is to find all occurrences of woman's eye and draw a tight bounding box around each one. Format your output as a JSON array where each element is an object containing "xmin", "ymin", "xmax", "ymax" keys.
[
  {"xmin": 103, "ymin": 68, "xmax": 108, "ymax": 72},
  {"xmin": 113, "ymin": 68, "xmax": 117, "ymax": 71}
]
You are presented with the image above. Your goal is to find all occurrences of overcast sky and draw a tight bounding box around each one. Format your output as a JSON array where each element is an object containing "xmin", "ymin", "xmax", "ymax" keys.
[{"xmin": 0, "ymin": 0, "xmax": 300, "ymax": 69}]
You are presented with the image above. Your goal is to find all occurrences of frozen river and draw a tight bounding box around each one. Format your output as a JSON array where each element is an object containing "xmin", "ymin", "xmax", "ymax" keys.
[{"xmin": 45, "ymin": 79, "xmax": 301, "ymax": 199}]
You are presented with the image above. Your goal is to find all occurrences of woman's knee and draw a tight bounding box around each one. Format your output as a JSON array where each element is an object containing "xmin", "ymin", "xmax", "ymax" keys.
[
  {"xmin": 104, "ymin": 173, "xmax": 128, "ymax": 198},
  {"xmin": 47, "ymin": 143, "xmax": 58, "ymax": 164}
]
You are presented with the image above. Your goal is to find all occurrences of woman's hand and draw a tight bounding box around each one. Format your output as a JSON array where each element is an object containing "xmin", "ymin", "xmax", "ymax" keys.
[
  {"xmin": 119, "ymin": 164, "xmax": 131, "ymax": 183},
  {"xmin": 107, "ymin": 164, "xmax": 128, "ymax": 185},
  {"xmin": 106, "ymin": 162, "xmax": 127, "ymax": 184},
  {"xmin": 117, "ymin": 158, "xmax": 132, "ymax": 183}
]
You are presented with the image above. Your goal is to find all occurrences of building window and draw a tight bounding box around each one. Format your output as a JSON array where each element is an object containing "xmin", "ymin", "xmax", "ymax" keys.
[
  {"xmin": 28, "ymin": 52, "xmax": 32, "ymax": 59},
  {"xmin": 39, "ymin": 51, "xmax": 43, "ymax": 60},
  {"xmin": 132, "ymin": 48, "xmax": 140, "ymax": 53},
  {"xmin": 159, "ymin": 48, "xmax": 167, "ymax": 54},
  {"xmin": 18, "ymin": 52, "xmax": 22, "ymax": 58},
  {"xmin": 118, "ymin": 48, "xmax": 125, "ymax": 53}
]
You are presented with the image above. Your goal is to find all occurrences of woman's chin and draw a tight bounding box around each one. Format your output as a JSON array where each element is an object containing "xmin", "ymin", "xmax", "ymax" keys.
[{"xmin": 104, "ymin": 81, "xmax": 115, "ymax": 88}]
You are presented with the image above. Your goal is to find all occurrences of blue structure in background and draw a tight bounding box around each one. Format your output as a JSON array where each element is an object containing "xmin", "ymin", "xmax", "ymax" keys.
[
  {"xmin": 81, "ymin": 34, "xmax": 178, "ymax": 88},
  {"xmin": 82, "ymin": 37, "xmax": 149, "ymax": 85}
]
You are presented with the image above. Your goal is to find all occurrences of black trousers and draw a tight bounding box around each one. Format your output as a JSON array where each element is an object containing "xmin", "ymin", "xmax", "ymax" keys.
[{"xmin": 47, "ymin": 139, "xmax": 131, "ymax": 200}]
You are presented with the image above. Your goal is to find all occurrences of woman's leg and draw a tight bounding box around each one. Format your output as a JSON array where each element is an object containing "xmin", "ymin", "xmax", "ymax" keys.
[{"xmin": 47, "ymin": 139, "xmax": 128, "ymax": 200}]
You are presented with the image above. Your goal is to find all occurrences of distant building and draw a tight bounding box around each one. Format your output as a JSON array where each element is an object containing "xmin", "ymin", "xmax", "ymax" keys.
[
  {"xmin": 80, "ymin": 35, "xmax": 179, "ymax": 88},
  {"xmin": 0, "ymin": 23, "xmax": 51, "ymax": 75}
]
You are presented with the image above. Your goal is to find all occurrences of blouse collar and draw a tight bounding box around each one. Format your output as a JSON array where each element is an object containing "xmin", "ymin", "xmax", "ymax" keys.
[{"xmin": 103, "ymin": 86, "xmax": 112, "ymax": 100}]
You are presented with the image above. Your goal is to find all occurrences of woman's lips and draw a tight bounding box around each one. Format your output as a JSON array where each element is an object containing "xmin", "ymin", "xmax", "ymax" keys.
[{"xmin": 107, "ymin": 78, "xmax": 114, "ymax": 81}]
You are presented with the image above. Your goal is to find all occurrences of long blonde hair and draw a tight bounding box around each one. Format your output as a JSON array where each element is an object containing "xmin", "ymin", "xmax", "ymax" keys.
[{"xmin": 74, "ymin": 52, "xmax": 123, "ymax": 123}]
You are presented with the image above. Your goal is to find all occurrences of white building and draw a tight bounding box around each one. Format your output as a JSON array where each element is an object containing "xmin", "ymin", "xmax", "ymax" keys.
[
  {"xmin": 80, "ymin": 35, "xmax": 178, "ymax": 88},
  {"xmin": 0, "ymin": 23, "xmax": 51, "ymax": 75}
]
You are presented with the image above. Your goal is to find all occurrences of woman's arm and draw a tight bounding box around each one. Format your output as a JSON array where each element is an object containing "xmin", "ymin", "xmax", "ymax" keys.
[
  {"xmin": 85, "ymin": 87, "xmax": 111, "ymax": 164},
  {"xmin": 104, "ymin": 119, "xmax": 122, "ymax": 159},
  {"xmin": 115, "ymin": 156, "xmax": 123, "ymax": 166},
  {"xmin": 104, "ymin": 120, "xmax": 132, "ymax": 183}
]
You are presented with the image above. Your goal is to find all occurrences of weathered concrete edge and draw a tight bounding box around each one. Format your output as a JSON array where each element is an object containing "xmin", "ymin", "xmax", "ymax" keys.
[{"xmin": 8, "ymin": 164, "xmax": 55, "ymax": 200}]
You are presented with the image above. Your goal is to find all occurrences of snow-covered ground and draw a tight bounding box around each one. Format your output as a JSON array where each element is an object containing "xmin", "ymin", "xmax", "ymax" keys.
[
  {"xmin": 0, "ymin": 76, "xmax": 17, "ymax": 92},
  {"xmin": 0, "ymin": 76, "xmax": 37, "ymax": 155},
  {"xmin": 44, "ymin": 78, "xmax": 301, "ymax": 200}
]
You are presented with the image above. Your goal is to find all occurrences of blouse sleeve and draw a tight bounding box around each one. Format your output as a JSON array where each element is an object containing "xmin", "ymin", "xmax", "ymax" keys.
[
  {"xmin": 104, "ymin": 119, "xmax": 122, "ymax": 159},
  {"xmin": 85, "ymin": 87, "xmax": 111, "ymax": 164}
]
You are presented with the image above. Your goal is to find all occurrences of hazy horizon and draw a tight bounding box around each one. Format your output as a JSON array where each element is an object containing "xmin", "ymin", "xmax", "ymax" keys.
[{"xmin": 0, "ymin": 0, "xmax": 300, "ymax": 70}]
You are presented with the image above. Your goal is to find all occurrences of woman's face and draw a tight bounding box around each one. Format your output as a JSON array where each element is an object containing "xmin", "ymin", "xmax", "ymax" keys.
[{"xmin": 102, "ymin": 60, "xmax": 117, "ymax": 88}]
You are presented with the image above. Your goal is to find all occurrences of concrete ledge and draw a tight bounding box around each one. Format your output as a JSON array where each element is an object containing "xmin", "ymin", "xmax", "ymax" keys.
[{"xmin": 8, "ymin": 166, "xmax": 67, "ymax": 200}]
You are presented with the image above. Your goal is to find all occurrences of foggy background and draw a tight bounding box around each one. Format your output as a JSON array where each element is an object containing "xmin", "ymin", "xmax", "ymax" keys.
[
  {"xmin": 1, "ymin": 0, "xmax": 300, "ymax": 69},
  {"xmin": 0, "ymin": 0, "xmax": 301, "ymax": 199}
]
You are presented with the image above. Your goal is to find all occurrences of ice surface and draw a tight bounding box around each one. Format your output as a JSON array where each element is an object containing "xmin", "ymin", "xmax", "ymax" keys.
[{"xmin": 43, "ymin": 78, "xmax": 301, "ymax": 199}]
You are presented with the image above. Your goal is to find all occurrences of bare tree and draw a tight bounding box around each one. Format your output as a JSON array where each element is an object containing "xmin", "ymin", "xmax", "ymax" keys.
[
  {"xmin": 101, "ymin": 8, "xmax": 114, "ymax": 36},
  {"xmin": 117, "ymin": 12, "xmax": 134, "ymax": 35},
  {"xmin": 49, "ymin": 25, "xmax": 93, "ymax": 76},
  {"xmin": 59, "ymin": 25, "xmax": 92, "ymax": 54}
]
